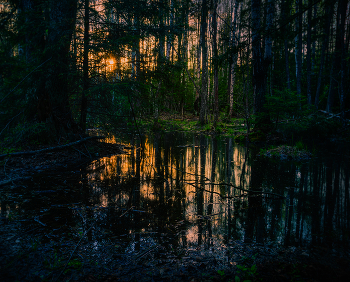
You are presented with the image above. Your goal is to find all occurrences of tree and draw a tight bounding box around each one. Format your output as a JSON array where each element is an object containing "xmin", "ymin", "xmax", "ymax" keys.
[
  {"xmin": 200, "ymin": 0, "xmax": 209, "ymax": 125},
  {"xmin": 212, "ymin": 0, "xmax": 219, "ymax": 127},
  {"xmin": 80, "ymin": 0, "xmax": 90, "ymax": 132},
  {"xmin": 251, "ymin": 0, "xmax": 270, "ymax": 130},
  {"xmin": 295, "ymin": 0, "xmax": 302, "ymax": 108},
  {"xmin": 228, "ymin": 0, "xmax": 241, "ymax": 117},
  {"xmin": 315, "ymin": 1, "xmax": 334, "ymax": 109},
  {"xmin": 326, "ymin": 0, "xmax": 347, "ymax": 113},
  {"xmin": 306, "ymin": 0, "xmax": 313, "ymax": 105}
]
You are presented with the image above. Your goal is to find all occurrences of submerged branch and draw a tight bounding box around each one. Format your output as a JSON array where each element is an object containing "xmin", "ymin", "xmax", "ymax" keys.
[
  {"xmin": 167, "ymin": 165, "xmax": 285, "ymax": 199},
  {"xmin": 187, "ymin": 181, "xmax": 285, "ymax": 199}
]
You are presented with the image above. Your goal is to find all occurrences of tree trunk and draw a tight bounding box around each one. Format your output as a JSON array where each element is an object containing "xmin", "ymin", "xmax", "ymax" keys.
[
  {"xmin": 315, "ymin": 2, "xmax": 334, "ymax": 108},
  {"xmin": 200, "ymin": 0, "xmax": 208, "ymax": 125},
  {"xmin": 228, "ymin": 0, "xmax": 240, "ymax": 118},
  {"xmin": 340, "ymin": 1, "xmax": 348, "ymax": 121},
  {"xmin": 212, "ymin": 0, "xmax": 219, "ymax": 128},
  {"xmin": 252, "ymin": 0, "xmax": 270, "ymax": 131},
  {"xmin": 40, "ymin": 0, "xmax": 78, "ymax": 137},
  {"xmin": 306, "ymin": 0, "xmax": 312, "ymax": 106},
  {"xmin": 80, "ymin": 0, "xmax": 89, "ymax": 132},
  {"xmin": 295, "ymin": 0, "xmax": 302, "ymax": 109},
  {"xmin": 264, "ymin": 0, "xmax": 274, "ymax": 93},
  {"xmin": 166, "ymin": 0, "xmax": 174, "ymax": 61},
  {"xmin": 281, "ymin": 0, "xmax": 291, "ymax": 91},
  {"xmin": 252, "ymin": 0, "xmax": 262, "ymax": 114},
  {"xmin": 327, "ymin": 0, "xmax": 347, "ymax": 113}
]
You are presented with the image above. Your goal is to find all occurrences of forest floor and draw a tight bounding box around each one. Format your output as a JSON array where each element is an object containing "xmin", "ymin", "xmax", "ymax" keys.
[
  {"xmin": 143, "ymin": 112, "xmax": 248, "ymax": 135},
  {"xmin": 0, "ymin": 122, "xmax": 350, "ymax": 281}
]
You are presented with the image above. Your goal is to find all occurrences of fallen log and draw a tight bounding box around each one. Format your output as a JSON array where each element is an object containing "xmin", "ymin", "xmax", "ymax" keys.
[
  {"xmin": 0, "ymin": 176, "xmax": 32, "ymax": 186},
  {"xmin": 0, "ymin": 136, "xmax": 105, "ymax": 159}
]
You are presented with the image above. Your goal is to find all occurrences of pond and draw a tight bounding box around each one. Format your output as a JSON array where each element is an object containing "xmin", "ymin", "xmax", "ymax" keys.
[{"xmin": 1, "ymin": 131, "xmax": 350, "ymax": 281}]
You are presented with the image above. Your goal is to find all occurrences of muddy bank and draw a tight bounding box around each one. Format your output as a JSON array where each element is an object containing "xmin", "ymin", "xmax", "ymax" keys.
[
  {"xmin": 1, "ymin": 220, "xmax": 349, "ymax": 282},
  {"xmin": 0, "ymin": 137, "xmax": 125, "ymax": 186}
]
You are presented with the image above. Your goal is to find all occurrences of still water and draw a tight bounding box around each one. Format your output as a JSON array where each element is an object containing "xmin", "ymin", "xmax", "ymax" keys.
[{"xmin": 1, "ymin": 132, "xmax": 350, "ymax": 269}]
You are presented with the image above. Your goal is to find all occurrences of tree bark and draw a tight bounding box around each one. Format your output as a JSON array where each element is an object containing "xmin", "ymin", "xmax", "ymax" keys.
[
  {"xmin": 212, "ymin": 0, "xmax": 219, "ymax": 128},
  {"xmin": 252, "ymin": 0, "xmax": 271, "ymax": 131},
  {"xmin": 315, "ymin": 2, "xmax": 334, "ymax": 108},
  {"xmin": 228, "ymin": 0, "xmax": 240, "ymax": 118},
  {"xmin": 264, "ymin": 0, "xmax": 274, "ymax": 92},
  {"xmin": 252, "ymin": 0, "xmax": 263, "ymax": 114},
  {"xmin": 166, "ymin": 0, "xmax": 174, "ymax": 61},
  {"xmin": 295, "ymin": 0, "xmax": 302, "ymax": 109},
  {"xmin": 281, "ymin": 0, "xmax": 291, "ymax": 91},
  {"xmin": 306, "ymin": 0, "xmax": 313, "ymax": 106},
  {"xmin": 200, "ymin": 0, "xmax": 208, "ymax": 125},
  {"xmin": 80, "ymin": 0, "xmax": 89, "ymax": 132},
  {"xmin": 38, "ymin": 0, "xmax": 78, "ymax": 137},
  {"xmin": 327, "ymin": 0, "xmax": 347, "ymax": 113}
]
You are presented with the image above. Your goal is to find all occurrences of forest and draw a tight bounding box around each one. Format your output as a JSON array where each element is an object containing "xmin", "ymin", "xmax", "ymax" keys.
[
  {"xmin": 0, "ymin": 0, "xmax": 349, "ymax": 145},
  {"xmin": 1, "ymin": 1, "xmax": 350, "ymax": 281}
]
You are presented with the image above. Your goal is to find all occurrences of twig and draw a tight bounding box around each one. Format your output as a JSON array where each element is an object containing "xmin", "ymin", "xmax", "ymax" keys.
[{"xmin": 187, "ymin": 181, "xmax": 285, "ymax": 199}]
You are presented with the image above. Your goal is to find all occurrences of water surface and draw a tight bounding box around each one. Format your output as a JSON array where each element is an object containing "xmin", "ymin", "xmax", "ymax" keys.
[{"xmin": 1, "ymin": 132, "xmax": 350, "ymax": 275}]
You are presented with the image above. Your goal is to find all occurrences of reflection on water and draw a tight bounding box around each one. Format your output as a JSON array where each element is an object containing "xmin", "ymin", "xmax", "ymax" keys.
[
  {"xmin": 1, "ymin": 132, "xmax": 350, "ymax": 267},
  {"xmin": 85, "ymin": 132, "xmax": 350, "ymax": 252}
]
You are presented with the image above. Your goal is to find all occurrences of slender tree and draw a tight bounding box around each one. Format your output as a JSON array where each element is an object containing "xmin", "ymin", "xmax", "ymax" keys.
[
  {"xmin": 306, "ymin": 0, "xmax": 313, "ymax": 105},
  {"xmin": 281, "ymin": 0, "xmax": 291, "ymax": 91},
  {"xmin": 80, "ymin": 0, "xmax": 90, "ymax": 132},
  {"xmin": 315, "ymin": 2, "xmax": 334, "ymax": 108},
  {"xmin": 295, "ymin": 0, "xmax": 302, "ymax": 108},
  {"xmin": 200, "ymin": 0, "xmax": 209, "ymax": 125},
  {"xmin": 228, "ymin": 0, "xmax": 240, "ymax": 117},
  {"xmin": 252, "ymin": 0, "xmax": 271, "ymax": 130},
  {"xmin": 326, "ymin": 0, "xmax": 347, "ymax": 113},
  {"xmin": 212, "ymin": 0, "xmax": 219, "ymax": 127}
]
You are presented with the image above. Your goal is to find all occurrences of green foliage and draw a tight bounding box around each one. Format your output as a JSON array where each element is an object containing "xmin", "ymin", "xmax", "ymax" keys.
[
  {"xmin": 235, "ymin": 263, "xmax": 258, "ymax": 282},
  {"xmin": 67, "ymin": 259, "xmax": 82, "ymax": 270},
  {"xmin": 217, "ymin": 269, "xmax": 226, "ymax": 278},
  {"xmin": 266, "ymin": 88, "xmax": 308, "ymax": 123}
]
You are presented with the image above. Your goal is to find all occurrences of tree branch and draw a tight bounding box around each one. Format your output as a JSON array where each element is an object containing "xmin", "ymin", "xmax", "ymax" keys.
[{"xmin": 0, "ymin": 136, "xmax": 105, "ymax": 159}]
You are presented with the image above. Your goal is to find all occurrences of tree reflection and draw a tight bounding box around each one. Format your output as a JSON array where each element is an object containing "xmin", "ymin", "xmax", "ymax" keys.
[{"xmin": 69, "ymin": 133, "xmax": 350, "ymax": 255}]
